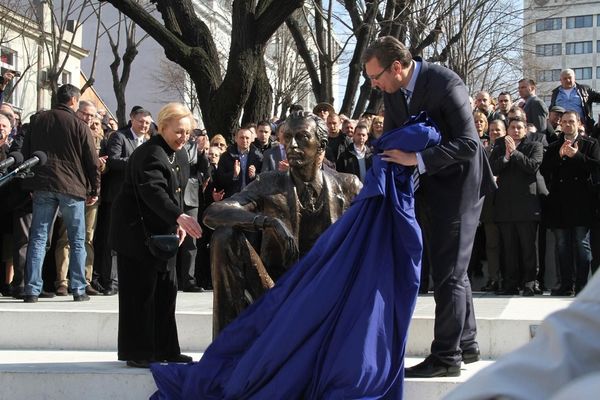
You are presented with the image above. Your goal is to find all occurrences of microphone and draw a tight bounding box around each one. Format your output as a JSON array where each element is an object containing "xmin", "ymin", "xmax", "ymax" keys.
[
  {"xmin": 13, "ymin": 151, "xmax": 48, "ymax": 173},
  {"xmin": 0, "ymin": 152, "xmax": 24, "ymax": 170}
]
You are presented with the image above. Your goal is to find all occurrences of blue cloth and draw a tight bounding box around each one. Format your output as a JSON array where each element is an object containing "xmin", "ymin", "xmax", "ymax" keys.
[{"xmin": 150, "ymin": 112, "xmax": 441, "ymax": 400}]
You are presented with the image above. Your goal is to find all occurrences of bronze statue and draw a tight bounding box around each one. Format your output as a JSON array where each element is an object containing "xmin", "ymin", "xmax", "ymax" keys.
[{"xmin": 204, "ymin": 112, "xmax": 362, "ymax": 336}]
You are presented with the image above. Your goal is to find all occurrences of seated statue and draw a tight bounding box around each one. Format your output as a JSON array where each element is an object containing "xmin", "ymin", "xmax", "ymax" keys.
[{"xmin": 204, "ymin": 112, "xmax": 362, "ymax": 336}]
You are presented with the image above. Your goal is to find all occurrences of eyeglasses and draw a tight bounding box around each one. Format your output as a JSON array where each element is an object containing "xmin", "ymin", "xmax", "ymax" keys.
[{"xmin": 367, "ymin": 63, "xmax": 393, "ymax": 81}]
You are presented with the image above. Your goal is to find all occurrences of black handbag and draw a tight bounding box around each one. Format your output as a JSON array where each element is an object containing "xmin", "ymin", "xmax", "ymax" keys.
[{"xmin": 146, "ymin": 234, "xmax": 180, "ymax": 260}]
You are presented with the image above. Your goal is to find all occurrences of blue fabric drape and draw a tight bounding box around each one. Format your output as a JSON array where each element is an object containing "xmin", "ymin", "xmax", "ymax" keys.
[{"xmin": 150, "ymin": 112, "xmax": 441, "ymax": 399}]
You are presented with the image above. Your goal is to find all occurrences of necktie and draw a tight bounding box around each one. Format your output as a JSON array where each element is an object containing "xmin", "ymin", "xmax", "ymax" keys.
[{"xmin": 402, "ymin": 88, "xmax": 419, "ymax": 191}]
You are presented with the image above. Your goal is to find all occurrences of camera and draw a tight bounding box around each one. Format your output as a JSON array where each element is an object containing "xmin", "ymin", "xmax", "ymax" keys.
[{"xmin": 0, "ymin": 70, "xmax": 21, "ymax": 85}]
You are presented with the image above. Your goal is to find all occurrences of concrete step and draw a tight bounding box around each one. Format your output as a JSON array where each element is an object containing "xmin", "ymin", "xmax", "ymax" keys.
[
  {"xmin": 0, "ymin": 350, "xmax": 493, "ymax": 400},
  {"xmin": 0, "ymin": 292, "xmax": 573, "ymax": 358}
]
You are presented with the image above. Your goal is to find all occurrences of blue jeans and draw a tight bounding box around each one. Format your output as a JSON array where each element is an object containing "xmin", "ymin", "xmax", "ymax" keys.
[
  {"xmin": 25, "ymin": 191, "xmax": 87, "ymax": 296},
  {"xmin": 553, "ymin": 226, "xmax": 591, "ymax": 291}
]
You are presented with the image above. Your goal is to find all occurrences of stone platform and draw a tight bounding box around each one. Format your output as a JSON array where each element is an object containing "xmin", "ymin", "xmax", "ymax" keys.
[{"xmin": 0, "ymin": 291, "xmax": 573, "ymax": 399}]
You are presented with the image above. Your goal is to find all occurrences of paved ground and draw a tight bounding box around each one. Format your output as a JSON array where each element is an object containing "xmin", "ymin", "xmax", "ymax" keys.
[{"xmin": 0, "ymin": 289, "xmax": 574, "ymax": 320}]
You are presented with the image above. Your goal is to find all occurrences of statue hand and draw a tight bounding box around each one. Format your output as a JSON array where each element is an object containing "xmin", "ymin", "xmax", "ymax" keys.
[{"xmin": 265, "ymin": 217, "xmax": 299, "ymax": 263}]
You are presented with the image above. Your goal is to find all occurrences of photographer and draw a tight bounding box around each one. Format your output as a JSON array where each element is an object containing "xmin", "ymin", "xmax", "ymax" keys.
[{"xmin": 0, "ymin": 71, "xmax": 17, "ymax": 106}]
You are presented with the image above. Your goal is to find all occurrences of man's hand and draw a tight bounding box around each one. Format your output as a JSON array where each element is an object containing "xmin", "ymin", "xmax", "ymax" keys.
[
  {"xmin": 212, "ymin": 188, "xmax": 225, "ymax": 202},
  {"xmin": 86, "ymin": 195, "xmax": 98, "ymax": 206},
  {"xmin": 278, "ymin": 159, "xmax": 289, "ymax": 172},
  {"xmin": 233, "ymin": 159, "xmax": 241, "ymax": 177},
  {"xmin": 264, "ymin": 217, "xmax": 298, "ymax": 263},
  {"xmin": 177, "ymin": 213, "xmax": 202, "ymax": 239},
  {"xmin": 505, "ymin": 135, "xmax": 516, "ymax": 157},
  {"xmin": 177, "ymin": 226, "xmax": 187, "ymax": 246},
  {"xmin": 98, "ymin": 155, "xmax": 107, "ymax": 172},
  {"xmin": 560, "ymin": 140, "xmax": 578, "ymax": 158},
  {"xmin": 381, "ymin": 149, "xmax": 417, "ymax": 166},
  {"xmin": 248, "ymin": 164, "xmax": 256, "ymax": 179}
]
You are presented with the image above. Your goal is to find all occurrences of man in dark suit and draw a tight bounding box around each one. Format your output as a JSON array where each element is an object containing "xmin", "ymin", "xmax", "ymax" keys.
[
  {"xmin": 362, "ymin": 36, "xmax": 494, "ymax": 377},
  {"xmin": 204, "ymin": 112, "xmax": 361, "ymax": 336},
  {"xmin": 261, "ymin": 124, "xmax": 288, "ymax": 173},
  {"xmin": 214, "ymin": 127, "xmax": 263, "ymax": 199},
  {"xmin": 92, "ymin": 107, "xmax": 152, "ymax": 295}
]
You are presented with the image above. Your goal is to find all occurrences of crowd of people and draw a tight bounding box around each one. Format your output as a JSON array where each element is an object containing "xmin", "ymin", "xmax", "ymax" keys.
[{"xmin": 0, "ymin": 66, "xmax": 600, "ymax": 305}]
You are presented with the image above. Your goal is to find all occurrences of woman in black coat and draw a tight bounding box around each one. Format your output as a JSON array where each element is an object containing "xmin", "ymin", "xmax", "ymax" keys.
[{"xmin": 110, "ymin": 103, "xmax": 202, "ymax": 368}]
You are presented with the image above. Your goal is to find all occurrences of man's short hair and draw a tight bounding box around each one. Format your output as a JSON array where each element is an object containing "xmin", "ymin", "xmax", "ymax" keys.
[
  {"xmin": 355, "ymin": 122, "xmax": 369, "ymax": 132},
  {"xmin": 78, "ymin": 100, "xmax": 95, "ymax": 111},
  {"xmin": 131, "ymin": 108, "xmax": 152, "ymax": 119},
  {"xmin": 562, "ymin": 110, "xmax": 580, "ymax": 121},
  {"xmin": 498, "ymin": 91, "xmax": 511, "ymax": 99},
  {"xmin": 362, "ymin": 36, "xmax": 412, "ymax": 68},
  {"xmin": 561, "ymin": 69, "xmax": 575, "ymax": 78},
  {"xmin": 257, "ymin": 120, "xmax": 271, "ymax": 129},
  {"xmin": 518, "ymin": 78, "xmax": 536, "ymax": 88},
  {"xmin": 508, "ymin": 116, "xmax": 527, "ymax": 126},
  {"xmin": 56, "ymin": 84, "xmax": 81, "ymax": 105}
]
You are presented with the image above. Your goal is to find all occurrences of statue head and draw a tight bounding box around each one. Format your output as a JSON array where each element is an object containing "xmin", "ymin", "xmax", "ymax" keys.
[{"xmin": 281, "ymin": 111, "xmax": 328, "ymax": 173}]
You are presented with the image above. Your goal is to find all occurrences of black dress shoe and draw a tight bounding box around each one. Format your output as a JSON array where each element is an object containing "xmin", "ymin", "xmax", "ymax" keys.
[
  {"xmin": 103, "ymin": 288, "xmax": 118, "ymax": 296},
  {"xmin": 86, "ymin": 285, "xmax": 100, "ymax": 296},
  {"xmin": 73, "ymin": 293, "xmax": 90, "ymax": 302},
  {"xmin": 39, "ymin": 291, "xmax": 56, "ymax": 298},
  {"xmin": 462, "ymin": 347, "xmax": 480, "ymax": 364},
  {"xmin": 522, "ymin": 287, "xmax": 535, "ymax": 297},
  {"xmin": 23, "ymin": 295, "xmax": 38, "ymax": 303},
  {"xmin": 126, "ymin": 359, "xmax": 152, "ymax": 368},
  {"xmin": 480, "ymin": 280, "xmax": 498, "ymax": 292},
  {"xmin": 163, "ymin": 354, "xmax": 193, "ymax": 363},
  {"xmin": 551, "ymin": 286, "xmax": 574, "ymax": 296},
  {"xmin": 182, "ymin": 285, "xmax": 204, "ymax": 293},
  {"xmin": 404, "ymin": 355, "xmax": 460, "ymax": 378}
]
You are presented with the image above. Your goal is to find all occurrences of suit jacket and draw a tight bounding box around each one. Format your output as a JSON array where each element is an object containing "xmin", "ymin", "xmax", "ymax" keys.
[
  {"xmin": 541, "ymin": 133, "xmax": 600, "ymax": 228},
  {"xmin": 523, "ymin": 95, "xmax": 549, "ymax": 133},
  {"xmin": 490, "ymin": 136, "xmax": 543, "ymax": 222},
  {"xmin": 103, "ymin": 127, "xmax": 141, "ymax": 202},
  {"xmin": 214, "ymin": 144, "xmax": 263, "ymax": 198},
  {"xmin": 261, "ymin": 143, "xmax": 286, "ymax": 173},
  {"xmin": 110, "ymin": 135, "xmax": 189, "ymax": 270},
  {"xmin": 383, "ymin": 58, "xmax": 495, "ymax": 217},
  {"xmin": 204, "ymin": 169, "xmax": 361, "ymax": 271},
  {"xmin": 182, "ymin": 140, "xmax": 209, "ymax": 208}
]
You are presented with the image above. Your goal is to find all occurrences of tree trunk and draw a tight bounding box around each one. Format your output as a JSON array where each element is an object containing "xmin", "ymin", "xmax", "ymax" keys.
[{"xmin": 243, "ymin": 54, "xmax": 273, "ymax": 125}]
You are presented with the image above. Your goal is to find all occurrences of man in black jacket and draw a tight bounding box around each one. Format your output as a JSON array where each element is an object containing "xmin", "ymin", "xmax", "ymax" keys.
[
  {"xmin": 21, "ymin": 84, "xmax": 100, "ymax": 303},
  {"xmin": 541, "ymin": 111, "xmax": 600, "ymax": 296},
  {"xmin": 336, "ymin": 122, "xmax": 373, "ymax": 182}
]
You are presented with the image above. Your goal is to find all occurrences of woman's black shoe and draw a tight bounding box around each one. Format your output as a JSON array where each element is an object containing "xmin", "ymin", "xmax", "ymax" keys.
[{"xmin": 126, "ymin": 360, "xmax": 152, "ymax": 368}]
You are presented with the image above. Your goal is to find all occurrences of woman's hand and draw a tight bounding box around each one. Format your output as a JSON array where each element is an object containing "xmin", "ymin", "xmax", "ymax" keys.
[{"xmin": 177, "ymin": 213, "xmax": 202, "ymax": 239}]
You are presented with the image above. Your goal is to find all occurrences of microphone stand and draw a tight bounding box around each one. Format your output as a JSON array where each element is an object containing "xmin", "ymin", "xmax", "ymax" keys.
[{"xmin": 0, "ymin": 168, "xmax": 34, "ymax": 189}]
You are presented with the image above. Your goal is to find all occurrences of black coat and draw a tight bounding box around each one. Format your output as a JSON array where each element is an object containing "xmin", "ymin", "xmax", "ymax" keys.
[
  {"xmin": 541, "ymin": 133, "xmax": 600, "ymax": 228},
  {"xmin": 490, "ymin": 136, "xmax": 543, "ymax": 222},
  {"xmin": 110, "ymin": 135, "xmax": 189, "ymax": 270},
  {"xmin": 336, "ymin": 144, "xmax": 373, "ymax": 182},
  {"xmin": 214, "ymin": 144, "xmax": 263, "ymax": 198}
]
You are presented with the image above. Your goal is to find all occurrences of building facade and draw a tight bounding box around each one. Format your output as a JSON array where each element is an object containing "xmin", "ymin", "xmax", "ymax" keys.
[
  {"xmin": 0, "ymin": 1, "xmax": 87, "ymax": 120},
  {"xmin": 523, "ymin": 0, "xmax": 600, "ymax": 119}
]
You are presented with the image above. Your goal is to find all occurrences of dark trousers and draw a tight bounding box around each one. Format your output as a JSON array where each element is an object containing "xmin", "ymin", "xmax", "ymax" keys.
[
  {"xmin": 483, "ymin": 222, "xmax": 502, "ymax": 282},
  {"xmin": 176, "ymin": 206, "xmax": 198, "ymax": 289},
  {"xmin": 421, "ymin": 197, "xmax": 483, "ymax": 366},
  {"xmin": 498, "ymin": 221, "xmax": 538, "ymax": 290},
  {"xmin": 92, "ymin": 201, "xmax": 118, "ymax": 291},
  {"xmin": 553, "ymin": 226, "xmax": 592, "ymax": 292},
  {"xmin": 10, "ymin": 207, "xmax": 32, "ymax": 293},
  {"xmin": 590, "ymin": 226, "xmax": 600, "ymax": 275},
  {"xmin": 117, "ymin": 253, "xmax": 180, "ymax": 361}
]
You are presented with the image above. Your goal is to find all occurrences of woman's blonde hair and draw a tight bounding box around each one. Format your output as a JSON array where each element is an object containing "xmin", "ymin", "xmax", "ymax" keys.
[
  {"xmin": 156, "ymin": 103, "xmax": 196, "ymax": 134},
  {"xmin": 210, "ymin": 133, "xmax": 228, "ymax": 146}
]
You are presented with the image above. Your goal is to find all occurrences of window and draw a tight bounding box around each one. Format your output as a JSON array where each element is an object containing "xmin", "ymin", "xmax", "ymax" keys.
[
  {"xmin": 536, "ymin": 17, "xmax": 562, "ymax": 31},
  {"xmin": 566, "ymin": 41, "xmax": 593, "ymax": 54},
  {"xmin": 566, "ymin": 15, "xmax": 593, "ymax": 29},
  {"xmin": 598, "ymin": 14, "xmax": 600, "ymax": 26},
  {"xmin": 597, "ymin": 40, "xmax": 600, "ymax": 53},
  {"xmin": 573, "ymin": 67, "xmax": 592, "ymax": 80},
  {"xmin": 60, "ymin": 71, "xmax": 71, "ymax": 85},
  {"xmin": 597, "ymin": 66, "xmax": 600, "ymax": 79},
  {"xmin": 537, "ymin": 69, "xmax": 561, "ymax": 82},
  {"xmin": 536, "ymin": 43, "xmax": 562, "ymax": 56},
  {"xmin": 0, "ymin": 47, "xmax": 17, "ymax": 105}
]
